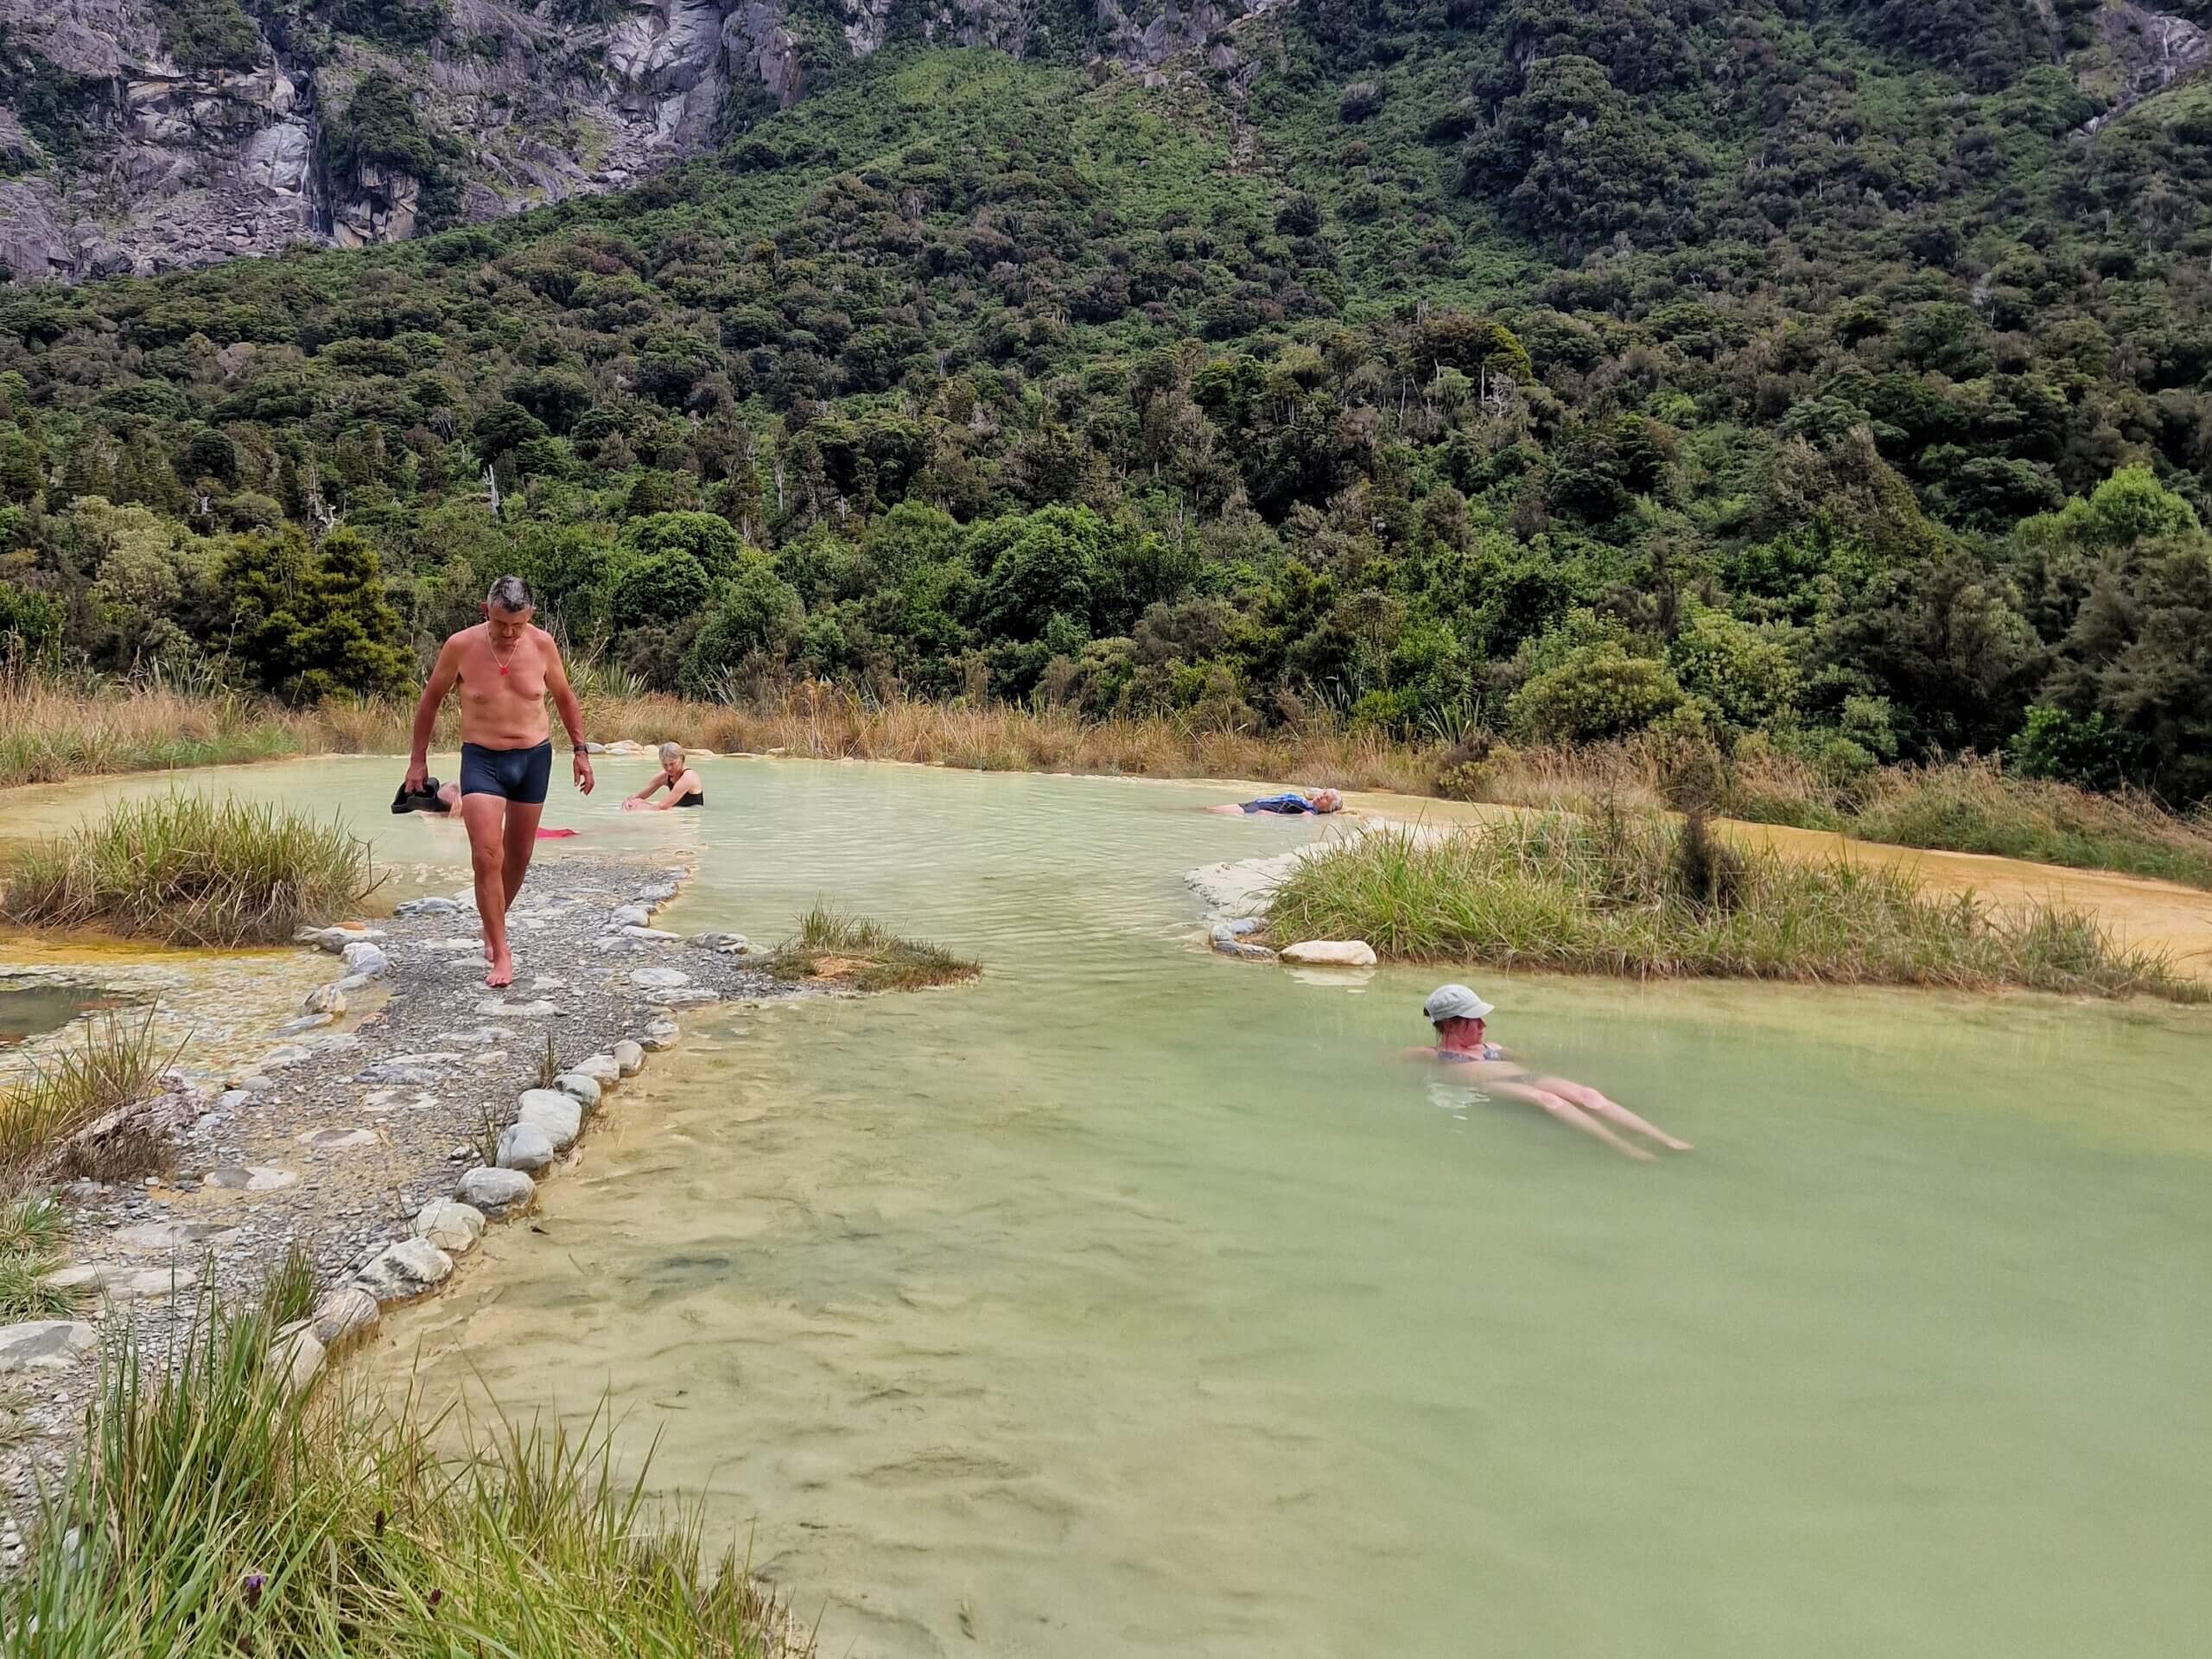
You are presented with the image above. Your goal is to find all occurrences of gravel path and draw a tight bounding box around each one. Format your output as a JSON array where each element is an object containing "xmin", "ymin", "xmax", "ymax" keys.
[{"xmin": 0, "ymin": 855, "xmax": 801, "ymax": 1562}]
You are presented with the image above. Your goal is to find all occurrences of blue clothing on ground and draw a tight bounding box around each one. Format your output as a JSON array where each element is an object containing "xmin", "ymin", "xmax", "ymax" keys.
[{"xmin": 1240, "ymin": 793, "xmax": 1318, "ymax": 815}]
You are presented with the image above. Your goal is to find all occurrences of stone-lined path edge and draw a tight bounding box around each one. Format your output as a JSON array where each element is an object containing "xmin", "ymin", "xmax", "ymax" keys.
[{"xmin": 0, "ymin": 855, "xmax": 798, "ymax": 1559}]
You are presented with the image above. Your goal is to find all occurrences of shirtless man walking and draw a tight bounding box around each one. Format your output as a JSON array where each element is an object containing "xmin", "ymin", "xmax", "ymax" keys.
[{"xmin": 404, "ymin": 575, "xmax": 594, "ymax": 987}]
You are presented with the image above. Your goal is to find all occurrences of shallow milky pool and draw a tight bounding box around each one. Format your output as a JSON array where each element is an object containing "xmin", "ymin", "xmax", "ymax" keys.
[{"xmin": 14, "ymin": 755, "xmax": 2212, "ymax": 1656}]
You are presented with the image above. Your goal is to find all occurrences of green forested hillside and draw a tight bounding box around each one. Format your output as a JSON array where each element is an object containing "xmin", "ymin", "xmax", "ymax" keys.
[{"xmin": 2, "ymin": 2, "xmax": 2209, "ymax": 799}]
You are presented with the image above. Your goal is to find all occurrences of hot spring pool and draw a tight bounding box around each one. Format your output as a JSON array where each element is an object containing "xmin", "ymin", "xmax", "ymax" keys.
[{"xmin": 12, "ymin": 754, "xmax": 2210, "ymax": 1656}]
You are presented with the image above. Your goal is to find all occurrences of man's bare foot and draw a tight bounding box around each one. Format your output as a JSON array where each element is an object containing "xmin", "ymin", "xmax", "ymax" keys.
[{"xmin": 486, "ymin": 951, "xmax": 514, "ymax": 989}]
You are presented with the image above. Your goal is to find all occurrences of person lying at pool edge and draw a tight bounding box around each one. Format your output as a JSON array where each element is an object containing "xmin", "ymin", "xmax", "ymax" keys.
[
  {"xmin": 433, "ymin": 782, "xmax": 576, "ymax": 837},
  {"xmin": 1205, "ymin": 787, "xmax": 1344, "ymax": 817},
  {"xmin": 621, "ymin": 742, "xmax": 706, "ymax": 811},
  {"xmin": 1409, "ymin": 983, "xmax": 1691, "ymax": 1161}
]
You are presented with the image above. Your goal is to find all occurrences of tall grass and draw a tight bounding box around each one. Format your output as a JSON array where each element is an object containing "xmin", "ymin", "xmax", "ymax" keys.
[
  {"xmin": 0, "ymin": 1008, "xmax": 176, "ymax": 1189},
  {"xmin": 0, "ymin": 792, "xmax": 375, "ymax": 946},
  {"xmin": 1842, "ymin": 765, "xmax": 2212, "ymax": 888},
  {"xmin": 6, "ymin": 675, "xmax": 2209, "ymax": 888},
  {"xmin": 0, "ymin": 1290, "xmax": 802, "ymax": 1657},
  {"xmin": 1265, "ymin": 815, "xmax": 2205, "ymax": 1001},
  {"xmin": 1450, "ymin": 740, "xmax": 2212, "ymax": 890},
  {"xmin": 768, "ymin": 904, "xmax": 980, "ymax": 993},
  {"xmin": 0, "ymin": 1196, "xmax": 73, "ymax": 1320}
]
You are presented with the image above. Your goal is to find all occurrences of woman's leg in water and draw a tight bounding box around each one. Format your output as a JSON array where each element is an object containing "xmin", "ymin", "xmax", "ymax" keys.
[
  {"xmin": 1492, "ymin": 1081, "xmax": 1654, "ymax": 1161},
  {"xmin": 1538, "ymin": 1079, "xmax": 1692, "ymax": 1152}
]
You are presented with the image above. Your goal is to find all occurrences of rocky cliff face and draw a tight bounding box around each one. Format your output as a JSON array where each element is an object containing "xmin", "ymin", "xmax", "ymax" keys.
[{"xmin": 0, "ymin": 0, "xmax": 1282, "ymax": 283}]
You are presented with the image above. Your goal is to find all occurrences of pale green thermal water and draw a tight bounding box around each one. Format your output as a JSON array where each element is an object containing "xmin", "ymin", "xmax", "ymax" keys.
[{"xmin": 15, "ymin": 757, "xmax": 2212, "ymax": 1656}]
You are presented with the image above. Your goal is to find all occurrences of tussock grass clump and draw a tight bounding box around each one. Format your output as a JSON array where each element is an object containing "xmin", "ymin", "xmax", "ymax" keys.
[
  {"xmin": 0, "ymin": 1196, "xmax": 73, "ymax": 1320},
  {"xmin": 769, "ymin": 904, "xmax": 979, "ymax": 993},
  {"xmin": 0, "ymin": 1008, "xmax": 175, "ymax": 1188},
  {"xmin": 0, "ymin": 791, "xmax": 374, "ymax": 947},
  {"xmin": 2, "ymin": 1293, "xmax": 802, "ymax": 1659},
  {"xmin": 1266, "ymin": 814, "xmax": 2205, "ymax": 1001}
]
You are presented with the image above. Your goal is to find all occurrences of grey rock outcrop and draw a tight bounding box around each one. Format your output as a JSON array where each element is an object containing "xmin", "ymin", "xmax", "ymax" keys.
[{"xmin": 0, "ymin": 0, "xmax": 1298, "ymax": 280}]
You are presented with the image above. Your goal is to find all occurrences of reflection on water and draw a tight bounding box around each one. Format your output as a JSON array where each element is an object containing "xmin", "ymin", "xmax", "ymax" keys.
[
  {"xmin": 0, "ymin": 982, "xmax": 130, "ymax": 1047},
  {"xmin": 17, "ymin": 756, "xmax": 2210, "ymax": 1656}
]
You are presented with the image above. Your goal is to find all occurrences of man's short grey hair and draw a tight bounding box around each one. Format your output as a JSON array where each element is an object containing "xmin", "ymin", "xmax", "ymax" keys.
[
  {"xmin": 658, "ymin": 741, "xmax": 684, "ymax": 766},
  {"xmin": 486, "ymin": 575, "xmax": 532, "ymax": 613}
]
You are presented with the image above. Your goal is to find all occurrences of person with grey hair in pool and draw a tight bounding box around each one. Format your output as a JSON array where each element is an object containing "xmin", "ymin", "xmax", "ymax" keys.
[
  {"xmin": 1409, "ymin": 983, "xmax": 1691, "ymax": 1160},
  {"xmin": 403, "ymin": 575, "xmax": 594, "ymax": 988},
  {"xmin": 621, "ymin": 742, "xmax": 705, "ymax": 811}
]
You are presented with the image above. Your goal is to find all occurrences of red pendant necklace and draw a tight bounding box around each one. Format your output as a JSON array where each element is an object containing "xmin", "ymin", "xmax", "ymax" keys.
[{"xmin": 492, "ymin": 641, "xmax": 517, "ymax": 676}]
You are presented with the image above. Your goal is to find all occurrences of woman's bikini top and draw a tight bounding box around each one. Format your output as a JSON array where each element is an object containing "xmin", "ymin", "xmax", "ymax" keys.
[{"xmin": 1437, "ymin": 1043, "xmax": 1506, "ymax": 1064}]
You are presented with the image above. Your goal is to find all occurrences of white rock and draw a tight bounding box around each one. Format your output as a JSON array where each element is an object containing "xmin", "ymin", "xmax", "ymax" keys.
[
  {"xmin": 622, "ymin": 926, "xmax": 682, "ymax": 941},
  {"xmin": 258, "ymin": 1044, "xmax": 313, "ymax": 1070},
  {"xmin": 410, "ymin": 1200, "xmax": 485, "ymax": 1255},
  {"xmin": 515, "ymin": 1090, "xmax": 582, "ymax": 1149},
  {"xmin": 114, "ymin": 1220, "xmax": 234, "ymax": 1253},
  {"xmin": 1279, "ymin": 940, "xmax": 1378, "ymax": 967},
  {"xmin": 456, "ymin": 1166, "xmax": 536, "ymax": 1215},
  {"xmin": 631, "ymin": 966, "xmax": 690, "ymax": 989},
  {"xmin": 334, "ymin": 973, "xmax": 372, "ymax": 993},
  {"xmin": 424, "ymin": 938, "xmax": 482, "ymax": 955},
  {"xmin": 478, "ymin": 999, "xmax": 560, "ymax": 1018},
  {"xmin": 310, "ymin": 1286, "xmax": 380, "ymax": 1347},
  {"xmin": 0, "ymin": 1321, "xmax": 97, "ymax": 1373},
  {"xmin": 303, "ymin": 982, "xmax": 346, "ymax": 1015},
  {"xmin": 640, "ymin": 1021, "xmax": 679, "ymax": 1052},
  {"xmin": 570, "ymin": 1053, "xmax": 621, "ymax": 1086},
  {"xmin": 342, "ymin": 941, "xmax": 390, "ymax": 978},
  {"xmin": 270, "ymin": 1324, "xmax": 326, "ymax": 1394},
  {"xmin": 496, "ymin": 1122, "xmax": 556, "ymax": 1172},
  {"xmin": 203, "ymin": 1165, "xmax": 300, "ymax": 1192},
  {"xmin": 355, "ymin": 1237, "xmax": 454, "ymax": 1304},
  {"xmin": 611, "ymin": 1040, "xmax": 645, "ymax": 1077},
  {"xmin": 44, "ymin": 1263, "xmax": 200, "ymax": 1301},
  {"xmin": 553, "ymin": 1071, "xmax": 601, "ymax": 1109},
  {"xmin": 296, "ymin": 1127, "xmax": 379, "ymax": 1152},
  {"xmin": 607, "ymin": 904, "xmax": 651, "ymax": 930},
  {"xmin": 394, "ymin": 896, "xmax": 460, "ymax": 917}
]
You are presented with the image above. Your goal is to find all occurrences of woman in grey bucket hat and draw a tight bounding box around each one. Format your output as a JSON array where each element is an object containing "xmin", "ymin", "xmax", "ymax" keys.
[{"xmin": 1412, "ymin": 984, "xmax": 1691, "ymax": 1160}]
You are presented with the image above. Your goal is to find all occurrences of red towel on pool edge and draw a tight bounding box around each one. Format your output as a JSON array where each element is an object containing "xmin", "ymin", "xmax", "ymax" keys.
[{"xmin": 536, "ymin": 828, "xmax": 577, "ymax": 839}]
